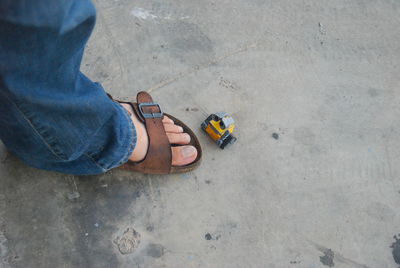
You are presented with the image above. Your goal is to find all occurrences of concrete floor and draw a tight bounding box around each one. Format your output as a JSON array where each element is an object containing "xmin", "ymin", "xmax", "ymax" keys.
[{"xmin": 1, "ymin": 0, "xmax": 400, "ymax": 267}]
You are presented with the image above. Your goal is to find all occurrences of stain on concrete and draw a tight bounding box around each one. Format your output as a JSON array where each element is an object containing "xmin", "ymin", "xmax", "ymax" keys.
[
  {"xmin": 294, "ymin": 127, "xmax": 316, "ymax": 147},
  {"xmin": 219, "ymin": 77, "xmax": 237, "ymax": 90},
  {"xmin": 131, "ymin": 7, "xmax": 158, "ymax": 20},
  {"xmin": 64, "ymin": 174, "xmax": 148, "ymax": 266},
  {"xmin": 146, "ymin": 243, "xmax": 165, "ymax": 258},
  {"xmin": 131, "ymin": 6, "xmax": 190, "ymax": 22},
  {"xmin": 311, "ymin": 241, "xmax": 369, "ymax": 268},
  {"xmin": 205, "ymin": 233, "xmax": 212, "ymax": 240},
  {"xmin": 113, "ymin": 227, "xmax": 141, "ymax": 255},
  {"xmin": 366, "ymin": 202, "xmax": 395, "ymax": 222},
  {"xmin": 181, "ymin": 173, "xmax": 191, "ymax": 179},
  {"xmin": 258, "ymin": 122, "xmax": 268, "ymax": 131},
  {"xmin": 272, "ymin": 133, "xmax": 279, "ymax": 140},
  {"xmin": 368, "ymin": 88, "xmax": 379, "ymax": 97},
  {"xmin": 67, "ymin": 191, "xmax": 80, "ymax": 200},
  {"xmin": 98, "ymin": 71, "xmax": 109, "ymax": 79},
  {"xmin": 0, "ymin": 170, "xmax": 153, "ymax": 267},
  {"xmin": 391, "ymin": 234, "xmax": 400, "ymax": 266},
  {"xmin": 318, "ymin": 22, "xmax": 326, "ymax": 35},
  {"xmin": 160, "ymin": 22, "xmax": 215, "ymax": 65},
  {"xmin": 320, "ymin": 248, "xmax": 335, "ymax": 267},
  {"xmin": 204, "ymin": 233, "xmax": 221, "ymax": 241},
  {"xmin": 185, "ymin": 107, "xmax": 199, "ymax": 112}
]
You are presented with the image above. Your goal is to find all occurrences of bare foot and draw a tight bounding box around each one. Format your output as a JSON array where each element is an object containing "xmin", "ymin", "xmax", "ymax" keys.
[{"xmin": 120, "ymin": 103, "xmax": 198, "ymax": 166}]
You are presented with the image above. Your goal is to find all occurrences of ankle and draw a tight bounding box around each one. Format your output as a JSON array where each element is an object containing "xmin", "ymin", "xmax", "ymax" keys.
[{"xmin": 120, "ymin": 103, "xmax": 149, "ymax": 162}]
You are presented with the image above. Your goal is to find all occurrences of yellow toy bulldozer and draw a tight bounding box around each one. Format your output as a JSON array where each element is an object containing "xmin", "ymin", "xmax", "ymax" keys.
[{"xmin": 201, "ymin": 112, "xmax": 237, "ymax": 149}]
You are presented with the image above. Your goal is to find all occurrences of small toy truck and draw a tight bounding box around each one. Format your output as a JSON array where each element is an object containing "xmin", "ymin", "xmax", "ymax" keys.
[{"xmin": 201, "ymin": 112, "xmax": 237, "ymax": 149}]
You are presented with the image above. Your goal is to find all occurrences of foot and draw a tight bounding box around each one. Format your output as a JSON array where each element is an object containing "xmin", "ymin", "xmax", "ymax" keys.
[{"xmin": 120, "ymin": 103, "xmax": 198, "ymax": 166}]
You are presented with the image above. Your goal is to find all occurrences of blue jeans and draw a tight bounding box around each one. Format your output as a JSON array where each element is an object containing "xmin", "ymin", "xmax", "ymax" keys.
[{"xmin": 0, "ymin": 0, "xmax": 136, "ymax": 175}]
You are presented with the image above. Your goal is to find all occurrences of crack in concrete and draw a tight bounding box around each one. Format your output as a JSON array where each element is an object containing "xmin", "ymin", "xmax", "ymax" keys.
[
  {"xmin": 146, "ymin": 41, "xmax": 259, "ymax": 93},
  {"xmin": 96, "ymin": 9, "xmax": 129, "ymax": 91},
  {"xmin": 309, "ymin": 240, "xmax": 370, "ymax": 268}
]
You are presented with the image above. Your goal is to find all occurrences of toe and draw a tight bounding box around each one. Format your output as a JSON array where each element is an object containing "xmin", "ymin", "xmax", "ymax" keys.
[
  {"xmin": 166, "ymin": 132, "xmax": 190, "ymax": 144},
  {"xmin": 171, "ymin": 145, "xmax": 198, "ymax": 166},
  {"xmin": 162, "ymin": 116, "xmax": 174, "ymax": 124},
  {"xmin": 163, "ymin": 123, "xmax": 183, "ymax": 133}
]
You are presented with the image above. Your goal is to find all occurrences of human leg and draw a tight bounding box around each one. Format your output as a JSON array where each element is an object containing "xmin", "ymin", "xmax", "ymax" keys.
[{"xmin": 0, "ymin": 0, "xmax": 135, "ymax": 175}]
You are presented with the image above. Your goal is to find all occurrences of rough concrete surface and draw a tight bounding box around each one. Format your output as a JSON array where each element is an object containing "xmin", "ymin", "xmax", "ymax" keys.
[{"xmin": 1, "ymin": 0, "xmax": 400, "ymax": 267}]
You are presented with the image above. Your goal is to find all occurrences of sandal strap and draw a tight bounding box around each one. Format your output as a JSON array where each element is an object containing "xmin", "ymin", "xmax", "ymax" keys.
[{"xmin": 129, "ymin": 91, "xmax": 172, "ymax": 173}]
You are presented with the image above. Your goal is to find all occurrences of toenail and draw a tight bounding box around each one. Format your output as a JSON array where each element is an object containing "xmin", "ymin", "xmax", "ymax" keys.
[
  {"xmin": 182, "ymin": 146, "xmax": 196, "ymax": 158},
  {"xmin": 184, "ymin": 133, "xmax": 190, "ymax": 142}
]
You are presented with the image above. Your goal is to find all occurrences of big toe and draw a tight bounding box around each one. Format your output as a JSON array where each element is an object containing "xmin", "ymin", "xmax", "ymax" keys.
[{"xmin": 171, "ymin": 145, "xmax": 198, "ymax": 166}]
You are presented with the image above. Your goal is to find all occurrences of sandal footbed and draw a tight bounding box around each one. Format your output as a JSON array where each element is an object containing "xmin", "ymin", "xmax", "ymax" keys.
[{"xmin": 120, "ymin": 112, "xmax": 202, "ymax": 174}]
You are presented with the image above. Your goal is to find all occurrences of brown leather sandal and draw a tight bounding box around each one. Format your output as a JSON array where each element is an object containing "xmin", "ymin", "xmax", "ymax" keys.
[{"xmin": 109, "ymin": 91, "xmax": 202, "ymax": 174}]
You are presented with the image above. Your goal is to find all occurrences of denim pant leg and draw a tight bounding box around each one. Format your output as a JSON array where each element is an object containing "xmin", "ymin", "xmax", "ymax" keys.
[{"xmin": 0, "ymin": 0, "xmax": 136, "ymax": 175}]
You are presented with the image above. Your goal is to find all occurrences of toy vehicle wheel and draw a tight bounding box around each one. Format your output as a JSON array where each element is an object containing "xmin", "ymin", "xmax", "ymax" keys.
[
  {"xmin": 216, "ymin": 139, "xmax": 223, "ymax": 146},
  {"xmin": 201, "ymin": 122, "xmax": 208, "ymax": 131},
  {"xmin": 220, "ymin": 134, "xmax": 236, "ymax": 149}
]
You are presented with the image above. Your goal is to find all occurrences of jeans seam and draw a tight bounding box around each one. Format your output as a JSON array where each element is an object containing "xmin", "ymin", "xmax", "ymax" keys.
[
  {"xmin": 0, "ymin": 90, "xmax": 66, "ymax": 161},
  {"xmin": 83, "ymin": 153, "xmax": 107, "ymax": 172}
]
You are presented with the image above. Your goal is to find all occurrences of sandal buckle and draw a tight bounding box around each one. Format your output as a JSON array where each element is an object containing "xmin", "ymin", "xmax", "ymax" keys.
[{"xmin": 138, "ymin": 102, "xmax": 163, "ymax": 119}]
